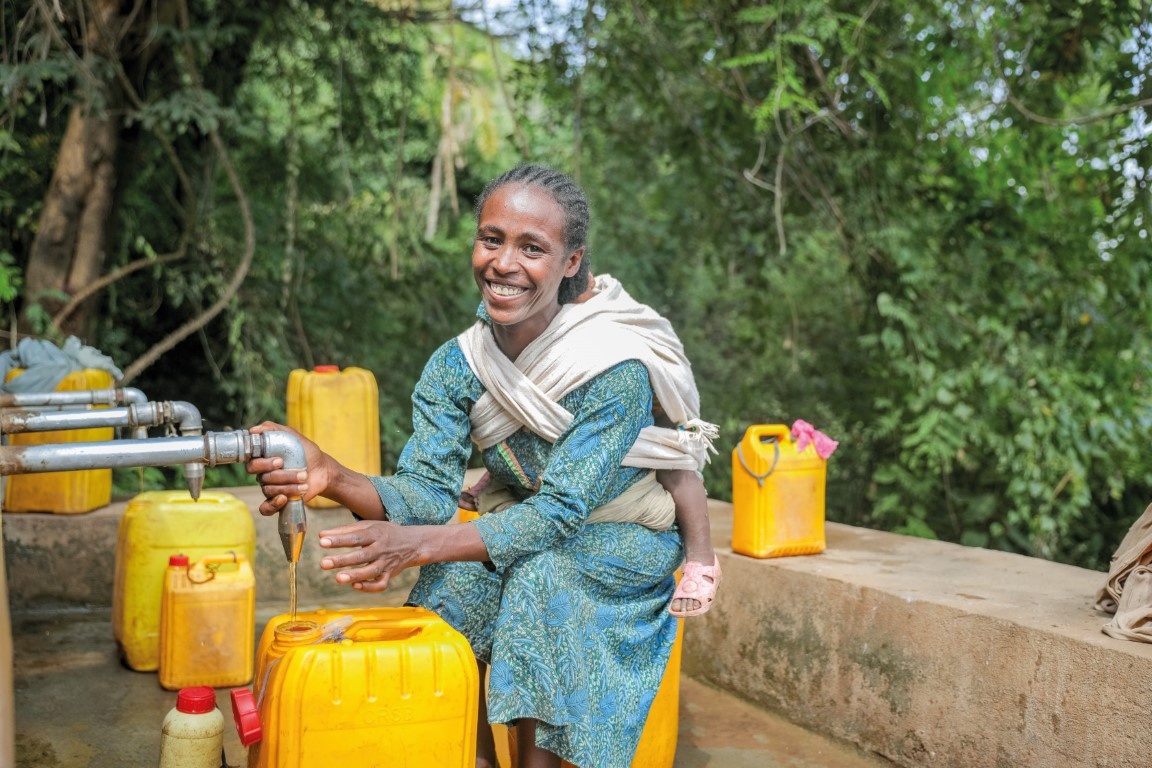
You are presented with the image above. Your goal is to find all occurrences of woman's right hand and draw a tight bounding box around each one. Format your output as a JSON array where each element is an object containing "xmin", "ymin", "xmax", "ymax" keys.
[{"xmin": 246, "ymin": 421, "xmax": 330, "ymax": 517}]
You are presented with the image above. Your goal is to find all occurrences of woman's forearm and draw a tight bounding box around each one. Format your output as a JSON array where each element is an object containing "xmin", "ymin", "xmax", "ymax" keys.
[
  {"xmin": 320, "ymin": 460, "xmax": 387, "ymax": 519},
  {"xmin": 418, "ymin": 520, "xmax": 492, "ymax": 564}
]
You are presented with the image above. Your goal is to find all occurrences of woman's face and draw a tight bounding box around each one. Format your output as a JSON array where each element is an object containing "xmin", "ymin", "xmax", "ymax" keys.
[{"xmin": 472, "ymin": 183, "xmax": 583, "ymax": 351}]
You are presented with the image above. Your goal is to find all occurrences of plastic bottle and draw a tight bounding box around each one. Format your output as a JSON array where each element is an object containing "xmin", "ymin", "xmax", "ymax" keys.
[{"xmin": 158, "ymin": 686, "xmax": 224, "ymax": 768}]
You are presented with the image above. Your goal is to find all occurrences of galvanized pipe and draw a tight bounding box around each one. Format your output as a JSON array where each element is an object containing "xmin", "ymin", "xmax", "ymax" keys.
[
  {"xmin": 0, "ymin": 401, "xmax": 207, "ymax": 499},
  {"xmin": 0, "ymin": 401, "xmax": 202, "ymax": 435},
  {"xmin": 0, "ymin": 386, "xmax": 147, "ymax": 409},
  {"xmin": 0, "ymin": 429, "xmax": 308, "ymax": 563}
]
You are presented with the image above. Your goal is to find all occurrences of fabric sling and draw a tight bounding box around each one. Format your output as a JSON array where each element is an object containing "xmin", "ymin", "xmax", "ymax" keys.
[
  {"xmin": 1096, "ymin": 501, "xmax": 1152, "ymax": 642},
  {"xmin": 458, "ymin": 273, "xmax": 718, "ymax": 528}
]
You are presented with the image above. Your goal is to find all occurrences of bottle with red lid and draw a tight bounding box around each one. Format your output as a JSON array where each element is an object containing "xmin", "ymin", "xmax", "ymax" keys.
[{"xmin": 158, "ymin": 686, "xmax": 224, "ymax": 768}]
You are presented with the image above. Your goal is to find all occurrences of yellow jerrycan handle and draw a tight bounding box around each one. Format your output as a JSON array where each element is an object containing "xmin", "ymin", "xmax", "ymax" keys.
[
  {"xmin": 736, "ymin": 424, "xmax": 791, "ymax": 489},
  {"xmin": 343, "ymin": 617, "xmax": 429, "ymax": 643},
  {"xmin": 186, "ymin": 551, "xmax": 245, "ymax": 583}
]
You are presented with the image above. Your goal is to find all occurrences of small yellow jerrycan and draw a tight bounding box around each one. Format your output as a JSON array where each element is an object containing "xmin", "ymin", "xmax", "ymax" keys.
[
  {"xmin": 286, "ymin": 365, "xmax": 381, "ymax": 509},
  {"xmin": 158, "ymin": 552, "xmax": 256, "ymax": 691},
  {"xmin": 732, "ymin": 424, "xmax": 827, "ymax": 558}
]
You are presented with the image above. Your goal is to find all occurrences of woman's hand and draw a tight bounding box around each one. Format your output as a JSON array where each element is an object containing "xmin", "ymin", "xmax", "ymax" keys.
[
  {"xmin": 318, "ymin": 520, "xmax": 424, "ymax": 592},
  {"xmin": 246, "ymin": 421, "xmax": 330, "ymax": 517}
]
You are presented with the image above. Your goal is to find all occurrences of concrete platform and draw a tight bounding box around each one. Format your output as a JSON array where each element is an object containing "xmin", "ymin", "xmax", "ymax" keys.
[
  {"xmin": 11, "ymin": 600, "xmax": 891, "ymax": 767},
  {"xmin": 7, "ymin": 486, "xmax": 891, "ymax": 768}
]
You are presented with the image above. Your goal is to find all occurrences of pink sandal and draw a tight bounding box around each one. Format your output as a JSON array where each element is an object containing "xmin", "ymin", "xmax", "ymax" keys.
[{"xmin": 669, "ymin": 556, "xmax": 722, "ymax": 618}]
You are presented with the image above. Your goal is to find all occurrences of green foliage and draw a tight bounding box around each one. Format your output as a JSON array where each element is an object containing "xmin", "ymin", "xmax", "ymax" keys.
[{"xmin": 5, "ymin": 0, "xmax": 1149, "ymax": 572}]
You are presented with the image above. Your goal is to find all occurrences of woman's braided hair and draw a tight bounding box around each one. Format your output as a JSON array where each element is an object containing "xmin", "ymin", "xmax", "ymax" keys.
[{"xmin": 474, "ymin": 163, "xmax": 591, "ymax": 304}]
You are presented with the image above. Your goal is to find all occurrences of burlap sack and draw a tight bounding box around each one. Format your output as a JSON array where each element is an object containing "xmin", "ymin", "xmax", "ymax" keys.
[{"xmin": 1095, "ymin": 501, "xmax": 1152, "ymax": 642}]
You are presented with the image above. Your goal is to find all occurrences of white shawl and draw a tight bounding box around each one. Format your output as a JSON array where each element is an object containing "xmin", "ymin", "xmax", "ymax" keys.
[{"xmin": 457, "ymin": 273, "xmax": 718, "ymax": 471}]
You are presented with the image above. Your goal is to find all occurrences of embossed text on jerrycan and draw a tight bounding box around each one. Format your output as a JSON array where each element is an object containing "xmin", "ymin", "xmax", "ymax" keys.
[
  {"xmin": 234, "ymin": 606, "xmax": 478, "ymax": 768},
  {"xmin": 285, "ymin": 366, "xmax": 381, "ymax": 509},
  {"xmin": 731, "ymin": 424, "xmax": 827, "ymax": 558}
]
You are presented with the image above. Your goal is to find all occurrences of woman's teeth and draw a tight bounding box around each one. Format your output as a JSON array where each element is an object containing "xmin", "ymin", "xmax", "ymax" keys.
[{"xmin": 490, "ymin": 283, "xmax": 526, "ymax": 297}]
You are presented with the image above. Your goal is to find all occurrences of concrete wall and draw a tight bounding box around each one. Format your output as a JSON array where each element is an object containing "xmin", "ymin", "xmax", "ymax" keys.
[
  {"xmin": 3, "ymin": 485, "xmax": 415, "ymax": 612},
  {"xmin": 5, "ymin": 485, "xmax": 1151, "ymax": 768},
  {"xmin": 687, "ymin": 504, "xmax": 1152, "ymax": 768}
]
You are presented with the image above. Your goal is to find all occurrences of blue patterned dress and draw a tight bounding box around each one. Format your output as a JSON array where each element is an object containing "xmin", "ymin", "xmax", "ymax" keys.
[{"xmin": 367, "ymin": 332, "xmax": 683, "ymax": 768}]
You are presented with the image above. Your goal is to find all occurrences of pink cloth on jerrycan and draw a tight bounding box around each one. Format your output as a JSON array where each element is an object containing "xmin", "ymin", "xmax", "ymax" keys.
[
  {"xmin": 791, "ymin": 419, "xmax": 839, "ymax": 460},
  {"xmin": 1095, "ymin": 501, "xmax": 1152, "ymax": 643}
]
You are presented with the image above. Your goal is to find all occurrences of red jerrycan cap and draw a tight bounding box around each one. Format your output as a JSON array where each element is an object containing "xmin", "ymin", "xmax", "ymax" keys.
[
  {"xmin": 176, "ymin": 686, "xmax": 216, "ymax": 714},
  {"xmin": 313, "ymin": 365, "xmax": 340, "ymax": 373},
  {"xmin": 168, "ymin": 554, "xmax": 190, "ymax": 567},
  {"xmin": 231, "ymin": 688, "xmax": 262, "ymax": 746}
]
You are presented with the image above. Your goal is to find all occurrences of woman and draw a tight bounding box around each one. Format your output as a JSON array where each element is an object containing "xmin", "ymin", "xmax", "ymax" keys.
[{"xmin": 249, "ymin": 164, "xmax": 709, "ymax": 768}]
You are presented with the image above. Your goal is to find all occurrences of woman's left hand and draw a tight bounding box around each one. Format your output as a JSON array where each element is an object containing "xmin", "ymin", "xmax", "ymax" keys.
[{"xmin": 317, "ymin": 520, "xmax": 423, "ymax": 592}]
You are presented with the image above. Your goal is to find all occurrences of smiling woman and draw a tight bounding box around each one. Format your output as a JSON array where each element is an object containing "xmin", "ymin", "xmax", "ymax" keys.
[
  {"xmin": 471, "ymin": 176, "xmax": 585, "ymax": 361},
  {"xmin": 247, "ymin": 163, "xmax": 716, "ymax": 768}
]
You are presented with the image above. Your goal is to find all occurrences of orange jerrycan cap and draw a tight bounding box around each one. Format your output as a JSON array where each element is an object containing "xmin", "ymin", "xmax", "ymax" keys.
[
  {"xmin": 168, "ymin": 554, "xmax": 189, "ymax": 567},
  {"xmin": 313, "ymin": 365, "xmax": 340, "ymax": 373},
  {"xmin": 176, "ymin": 686, "xmax": 216, "ymax": 714},
  {"xmin": 231, "ymin": 688, "xmax": 262, "ymax": 746}
]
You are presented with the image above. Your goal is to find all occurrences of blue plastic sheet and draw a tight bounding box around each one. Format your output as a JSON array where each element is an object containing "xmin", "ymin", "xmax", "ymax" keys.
[{"xmin": 0, "ymin": 337, "xmax": 124, "ymax": 393}]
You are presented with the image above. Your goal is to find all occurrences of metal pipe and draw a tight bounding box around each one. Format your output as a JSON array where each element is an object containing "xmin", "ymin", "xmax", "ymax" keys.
[
  {"xmin": 0, "ymin": 429, "xmax": 308, "ymax": 563},
  {"xmin": 0, "ymin": 401, "xmax": 202, "ymax": 435},
  {"xmin": 0, "ymin": 401, "xmax": 208, "ymax": 499},
  {"xmin": 0, "ymin": 386, "xmax": 147, "ymax": 409}
]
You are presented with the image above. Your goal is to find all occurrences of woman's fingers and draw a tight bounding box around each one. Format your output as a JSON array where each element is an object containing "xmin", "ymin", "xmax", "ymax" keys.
[
  {"xmin": 315, "ymin": 521, "xmax": 401, "ymax": 591},
  {"xmin": 351, "ymin": 573, "xmax": 392, "ymax": 593}
]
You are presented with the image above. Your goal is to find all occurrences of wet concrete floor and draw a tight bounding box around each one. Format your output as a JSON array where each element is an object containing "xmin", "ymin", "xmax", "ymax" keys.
[{"xmin": 13, "ymin": 605, "xmax": 894, "ymax": 768}]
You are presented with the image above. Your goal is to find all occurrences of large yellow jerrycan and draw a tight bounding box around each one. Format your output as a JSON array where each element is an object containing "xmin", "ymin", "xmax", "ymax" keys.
[
  {"xmin": 113, "ymin": 490, "xmax": 256, "ymax": 671},
  {"xmin": 3, "ymin": 367, "xmax": 114, "ymax": 513},
  {"xmin": 234, "ymin": 606, "xmax": 478, "ymax": 768},
  {"xmin": 158, "ymin": 552, "xmax": 256, "ymax": 690},
  {"xmin": 732, "ymin": 424, "xmax": 827, "ymax": 558},
  {"xmin": 285, "ymin": 365, "xmax": 381, "ymax": 509}
]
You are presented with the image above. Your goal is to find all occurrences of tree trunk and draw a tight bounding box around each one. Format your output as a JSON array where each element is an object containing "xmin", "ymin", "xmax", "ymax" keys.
[
  {"xmin": 22, "ymin": 0, "xmax": 173, "ymax": 340},
  {"xmin": 23, "ymin": 98, "xmax": 121, "ymax": 339}
]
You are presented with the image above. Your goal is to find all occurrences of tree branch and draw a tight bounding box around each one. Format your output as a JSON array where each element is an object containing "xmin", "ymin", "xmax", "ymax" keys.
[
  {"xmin": 1006, "ymin": 90, "xmax": 1152, "ymax": 127},
  {"xmin": 48, "ymin": 248, "xmax": 187, "ymax": 333},
  {"xmin": 120, "ymin": 0, "xmax": 256, "ymax": 385}
]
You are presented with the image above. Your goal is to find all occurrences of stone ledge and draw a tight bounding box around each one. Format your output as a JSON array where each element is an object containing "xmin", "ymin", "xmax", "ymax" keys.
[{"xmin": 689, "ymin": 501, "xmax": 1151, "ymax": 768}]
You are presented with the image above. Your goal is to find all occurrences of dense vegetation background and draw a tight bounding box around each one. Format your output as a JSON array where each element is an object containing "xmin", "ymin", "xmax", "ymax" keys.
[{"xmin": 2, "ymin": 0, "xmax": 1149, "ymax": 570}]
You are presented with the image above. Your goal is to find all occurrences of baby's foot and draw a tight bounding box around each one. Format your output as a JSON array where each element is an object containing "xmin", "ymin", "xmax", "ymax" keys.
[{"xmin": 669, "ymin": 556, "xmax": 722, "ymax": 617}]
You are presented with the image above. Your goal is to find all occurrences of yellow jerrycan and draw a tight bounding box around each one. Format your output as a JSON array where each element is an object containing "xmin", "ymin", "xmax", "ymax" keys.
[
  {"xmin": 3, "ymin": 367, "xmax": 114, "ymax": 513},
  {"xmin": 732, "ymin": 424, "xmax": 827, "ymax": 558},
  {"xmin": 113, "ymin": 490, "xmax": 256, "ymax": 671},
  {"xmin": 232, "ymin": 606, "xmax": 478, "ymax": 768},
  {"xmin": 158, "ymin": 552, "xmax": 256, "ymax": 690},
  {"xmin": 285, "ymin": 365, "xmax": 381, "ymax": 509}
]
